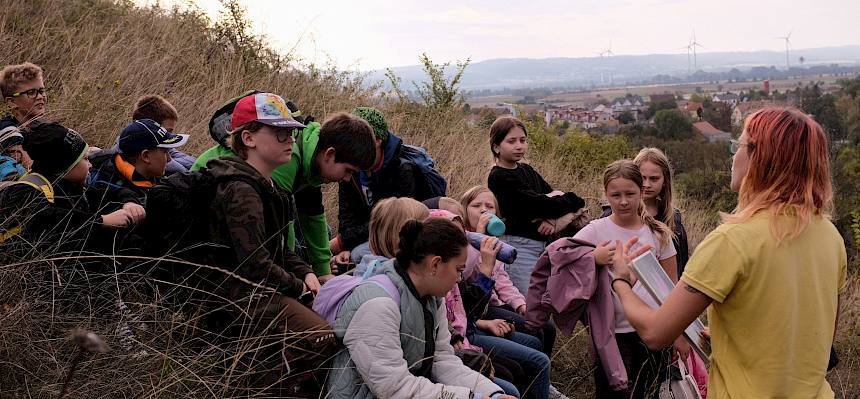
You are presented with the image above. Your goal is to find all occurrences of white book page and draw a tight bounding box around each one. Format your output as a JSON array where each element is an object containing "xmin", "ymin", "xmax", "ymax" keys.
[{"xmin": 630, "ymin": 251, "xmax": 711, "ymax": 364}]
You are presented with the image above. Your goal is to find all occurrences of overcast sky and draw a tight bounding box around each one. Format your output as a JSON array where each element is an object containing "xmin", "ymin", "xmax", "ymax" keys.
[{"xmin": 164, "ymin": 0, "xmax": 860, "ymax": 70}]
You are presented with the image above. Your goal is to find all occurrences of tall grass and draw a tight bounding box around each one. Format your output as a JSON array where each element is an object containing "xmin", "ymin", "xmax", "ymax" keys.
[{"xmin": 1, "ymin": 0, "xmax": 858, "ymax": 397}]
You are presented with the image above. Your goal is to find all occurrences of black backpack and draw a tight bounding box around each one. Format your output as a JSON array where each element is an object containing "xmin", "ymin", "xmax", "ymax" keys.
[
  {"xmin": 141, "ymin": 169, "xmax": 264, "ymax": 261},
  {"xmin": 398, "ymin": 144, "xmax": 448, "ymax": 198}
]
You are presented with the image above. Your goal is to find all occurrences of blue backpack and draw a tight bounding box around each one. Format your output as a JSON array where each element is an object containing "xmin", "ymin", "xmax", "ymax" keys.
[
  {"xmin": 0, "ymin": 155, "xmax": 25, "ymax": 181},
  {"xmin": 400, "ymin": 144, "xmax": 447, "ymax": 198},
  {"xmin": 312, "ymin": 261, "xmax": 400, "ymax": 326}
]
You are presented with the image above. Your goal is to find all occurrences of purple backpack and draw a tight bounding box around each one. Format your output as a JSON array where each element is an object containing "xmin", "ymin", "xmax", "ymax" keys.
[{"xmin": 313, "ymin": 262, "xmax": 401, "ymax": 326}]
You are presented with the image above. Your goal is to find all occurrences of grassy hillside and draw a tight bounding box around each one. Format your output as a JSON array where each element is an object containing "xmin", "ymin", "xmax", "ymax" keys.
[{"xmin": 0, "ymin": 0, "xmax": 857, "ymax": 397}]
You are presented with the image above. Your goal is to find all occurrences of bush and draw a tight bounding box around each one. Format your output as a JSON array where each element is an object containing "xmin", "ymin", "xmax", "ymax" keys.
[{"xmin": 654, "ymin": 109, "xmax": 694, "ymax": 140}]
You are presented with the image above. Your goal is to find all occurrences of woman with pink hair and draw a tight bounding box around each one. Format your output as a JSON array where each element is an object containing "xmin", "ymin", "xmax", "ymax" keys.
[{"xmin": 609, "ymin": 107, "xmax": 847, "ymax": 398}]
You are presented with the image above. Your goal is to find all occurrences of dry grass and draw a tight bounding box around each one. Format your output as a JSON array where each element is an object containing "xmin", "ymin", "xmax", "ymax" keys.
[{"xmin": 1, "ymin": 0, "xmax": 858, "ymax": 398}]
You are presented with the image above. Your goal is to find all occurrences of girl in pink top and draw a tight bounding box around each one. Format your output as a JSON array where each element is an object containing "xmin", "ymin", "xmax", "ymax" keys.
[
  {"xmin": 460, "ymin": 186, "xmax": 559, "ymax": 358},
  {"xmin": 573, "ymin": 160, "xmax": 687, "ymax": 399}
]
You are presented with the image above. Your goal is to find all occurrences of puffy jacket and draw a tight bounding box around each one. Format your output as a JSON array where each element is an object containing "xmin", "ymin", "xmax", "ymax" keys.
[
  {"xmin": 192, "ymin": 121, "xmax": 332, "ymax": 275},
  {"xmin": 327, "ymin": 259, "xmax": 502, "ymax": 399}
]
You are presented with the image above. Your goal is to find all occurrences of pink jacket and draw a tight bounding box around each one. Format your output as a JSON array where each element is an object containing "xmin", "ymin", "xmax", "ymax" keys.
[
  {"xmin": 445, "ymin": 282, "xmax": 483, "ymax": 352},
  {"xmin": 525, "ymin": 237, "xmax": 628, "ymax": 391},
  {"xmin": 463, "ymin": 246, "xmax": 527, "ymax": 311}
]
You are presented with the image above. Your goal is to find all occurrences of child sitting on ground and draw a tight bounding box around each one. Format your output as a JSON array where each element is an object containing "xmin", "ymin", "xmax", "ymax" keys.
[
  {"xmin": 0, "ymin": 122, "xmax": 144, "ymax": 251},
  {"xmin": 196, "ymin": 93, "xmax": 336, "ymax": 393},
  {"xmin": 0, "ymin": 126, "xmax": 28, "ymax": 181},
  {"xmin": 193, "ymin": 95, "xmax": 377, "ymax": 283},
  {"xmin": 91, "ymin": 119, "xmax": 188, "ymax": 204},
  {"xmin": 327, "ymin": 213, "xmax": 514, "ymax": 399},
  {"xmin": 90, "ymin": 119, "xmax": 189, "ymax": 203}
]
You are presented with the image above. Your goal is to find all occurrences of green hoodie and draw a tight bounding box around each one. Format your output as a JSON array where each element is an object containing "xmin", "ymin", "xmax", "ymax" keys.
[{"xmin": 192, "ymin": 121, "xmax": 331, "ymax": 275}]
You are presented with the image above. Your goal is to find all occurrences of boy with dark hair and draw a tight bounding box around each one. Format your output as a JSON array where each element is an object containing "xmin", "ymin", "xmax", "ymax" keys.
[
  {"xmin": 331, "ymin": 107, "xmax": 437, "ymax": 265},
  {"xmin": 193, "ymin": 95, "xmax": 377, "ymax": 282},
  {"xmin": 0, "ymin": 122, "xmax": 144, "ymax": 249},
  {"xmin": 90, "ymin": 119, "xmax": 189, "ymax": 202},
  {"xmin": 129, "ymin": 95, "xmax": 196, "ymax": 173}
]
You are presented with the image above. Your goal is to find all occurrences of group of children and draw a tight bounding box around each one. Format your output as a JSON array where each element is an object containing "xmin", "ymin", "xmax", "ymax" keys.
[{"xmin": 0, "ymin": 60, "xmax": 845, "ymax": 399}]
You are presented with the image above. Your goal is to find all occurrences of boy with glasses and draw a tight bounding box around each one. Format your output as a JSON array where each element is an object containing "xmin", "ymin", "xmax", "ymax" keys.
[
  {"xmin": 197, "ymin": 93, "xmax": 340, "ymax": 393},
  {"xmin": 192, "ymin": 92, "xmax": 377, "ymax": 283},
  {"xmin": 1, "ymin": 62, "xmax": 48, "ymax": 129}
]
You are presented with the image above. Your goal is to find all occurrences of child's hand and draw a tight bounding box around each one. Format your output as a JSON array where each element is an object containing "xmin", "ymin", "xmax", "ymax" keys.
[
  {"xmin": 476, "ymin": 319, "xmax": 513, "ymax": 337},
  {"xmin": 608, "ymin": 238, "xmax": 652, "ymax": 281},
  {"xmin": 476, "ymin": 212, "xmax": 494, "ymax": 234},
  {"xmin": 673, "ymin": 336, "xmax": 691, "ymax": 361},
  {"xmin": 516, "ymin": 305, "xmax": 526, "ymax": 315},
  {"xmin": 537, "ymin": 220, "xmax": 555, "ymax": 236},
  {"xmin": 479, "ymin": 236, "xmax": 500, "ymax": 276},
  {"xmin": 122, "ymin": 202, "xmax": 146, "ymax": 224},
  {"xmin": 304, "ymin": 273, "xmax": 321, "ymax": 294},
  {"xmin": 592, "ymin": 240, "xmax": 615, "ymax": 265},
  {"xmin": 101, "ymin": 209, "xmax": 132, "ymax": 228}
]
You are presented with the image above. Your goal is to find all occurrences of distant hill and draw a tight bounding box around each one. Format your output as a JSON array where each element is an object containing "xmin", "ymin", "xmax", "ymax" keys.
[{"xmin": 370, "ymin": 45, "xmax": 860, "ymax": 91}]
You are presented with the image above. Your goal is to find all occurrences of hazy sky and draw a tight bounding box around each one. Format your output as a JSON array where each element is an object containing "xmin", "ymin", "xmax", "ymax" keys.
[{"xmin": 164, "ymin": 0, "xmax": 860, "ymax": 70}]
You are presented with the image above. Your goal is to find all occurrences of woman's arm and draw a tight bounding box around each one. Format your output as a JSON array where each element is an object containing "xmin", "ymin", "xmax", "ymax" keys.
[{"xmin": 609, "ymin": 238, "xmax": 712, "ymax": 351}]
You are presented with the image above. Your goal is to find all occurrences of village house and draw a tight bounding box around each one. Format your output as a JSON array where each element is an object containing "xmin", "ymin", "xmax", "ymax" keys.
[
  {"xmin": 684, "ymin": 101, "xmax": 704, "ymax": 120},
  {"xmin": 693, "ymin": 121, "xmax": 731, "ymax": 142},
  {"xmin": 732, "ymin": 100, "xmax": 794, "ymax": 127},
  {"xmin": 712, "ymin": 92, "xmax": 740, "ymax": 107}
]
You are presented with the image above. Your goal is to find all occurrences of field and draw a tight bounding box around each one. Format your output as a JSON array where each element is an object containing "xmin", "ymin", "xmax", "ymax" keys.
[{"xmin": 467, "ymin": 75, "xmax": 852, "ymax": 109}]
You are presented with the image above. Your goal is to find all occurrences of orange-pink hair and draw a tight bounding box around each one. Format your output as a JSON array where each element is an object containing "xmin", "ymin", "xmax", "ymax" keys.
[{"xmin": 725, "ymin": 107, "xmax": 833, "ymax": 243}]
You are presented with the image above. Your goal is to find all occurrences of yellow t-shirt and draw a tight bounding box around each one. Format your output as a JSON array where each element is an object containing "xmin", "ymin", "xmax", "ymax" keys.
[{"xmin": 682, "ymin": 213, "xmax": 847, "ymax": 399}]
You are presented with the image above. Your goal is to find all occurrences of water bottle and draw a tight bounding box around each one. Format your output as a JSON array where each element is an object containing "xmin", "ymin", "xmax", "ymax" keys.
[
  {"xmin": 466, "ymin": 232, "xmax": 518, "ymax": 264},
  {"xmin": 484, "ymin": 212, "xmax": 506, "ymax": 237}
]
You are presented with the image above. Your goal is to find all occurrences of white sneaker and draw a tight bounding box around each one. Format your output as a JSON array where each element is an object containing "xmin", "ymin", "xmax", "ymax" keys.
[{"xmin": 548, "ymin": 384, "xmax": 570, "ymax": 399}]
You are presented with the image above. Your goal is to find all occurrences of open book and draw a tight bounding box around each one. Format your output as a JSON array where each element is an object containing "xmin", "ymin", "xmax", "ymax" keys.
[{"xmin": 630, "ymin": 251, "xmax": 711, "ymax": 364}]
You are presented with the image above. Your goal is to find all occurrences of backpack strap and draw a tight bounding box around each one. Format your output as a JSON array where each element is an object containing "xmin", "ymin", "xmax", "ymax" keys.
[
  {"xmin": 0, "ymin": 173, "xmax": 52, "ymax": 243},
  {"xmin": 17, "ymin": 172, "xmax": 54, "ymax": 203}
]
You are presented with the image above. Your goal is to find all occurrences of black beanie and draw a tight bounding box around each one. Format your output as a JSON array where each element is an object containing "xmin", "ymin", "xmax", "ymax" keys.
[{"xmin": 23, "ymin": 122, "xmax": 88, "ymax": 177}]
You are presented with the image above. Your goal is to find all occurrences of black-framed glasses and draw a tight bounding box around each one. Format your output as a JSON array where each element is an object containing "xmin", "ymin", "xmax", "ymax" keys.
[
  {"xmin": 729, "ymin": 139, "xmax": 753, "ymax": 155},
  {"xmin": 10, "ymin": 87, "xmax": 47, "ymax": 99},
  {"xmin": 270, "ymin": 128, "xmax": 298, "ymax": 144}
]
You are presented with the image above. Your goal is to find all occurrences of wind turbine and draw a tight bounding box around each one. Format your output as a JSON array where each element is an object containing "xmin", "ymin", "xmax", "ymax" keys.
[
  {"xmin": 690, "ymin": 31, "xmax": 704, "ymax": 71},
  {"xmin": 603, "ymin": 40, "xmax": 615, "ymax": 57},
  {"xmin": 680, "ymin": 43, "xmax": 693, "ymax": 75},
  {"xmin": 777, "ymin": 30, "xmax": 792, "ymax": 70}
]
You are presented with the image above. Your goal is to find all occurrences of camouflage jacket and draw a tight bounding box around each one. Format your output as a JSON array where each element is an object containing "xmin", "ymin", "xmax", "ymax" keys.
[{"xmin": 204, "ymin": 157, "xmax": 312, "ymax": 300}]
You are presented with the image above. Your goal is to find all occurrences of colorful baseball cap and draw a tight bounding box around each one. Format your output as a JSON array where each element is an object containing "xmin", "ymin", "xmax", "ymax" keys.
[
  {"xmin": 231, "ymin": 92, "xmax": 306, "ymax": 130},
  {"xmin": 119, "ymin": 119, "xmax": 189, "ymax": 155}
]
